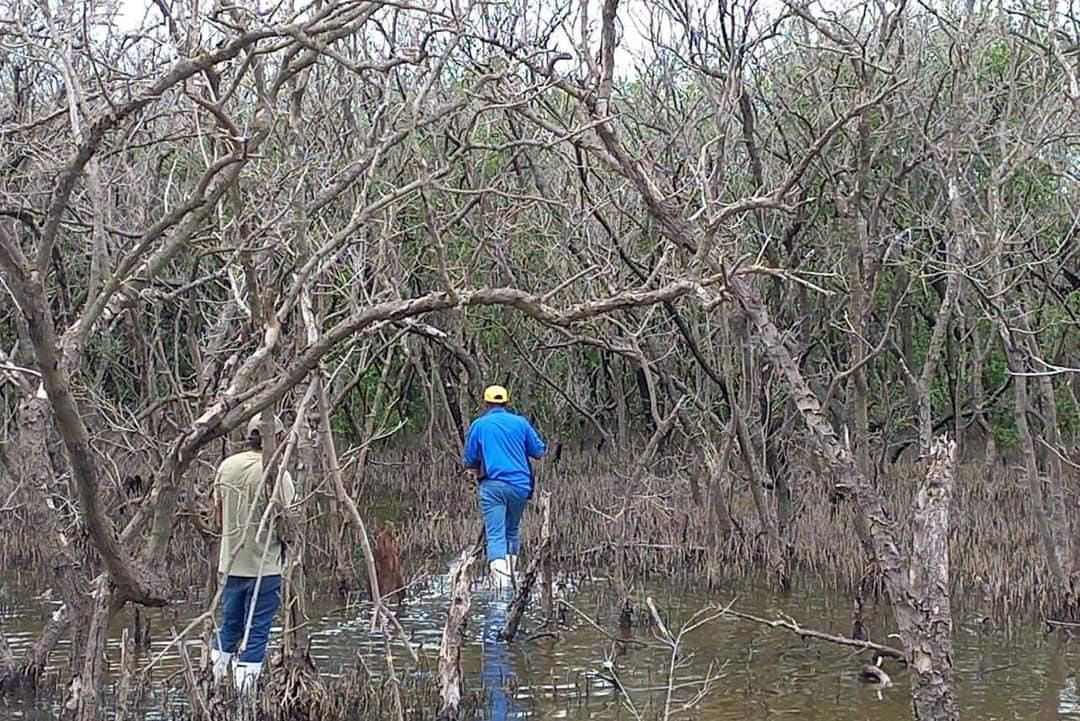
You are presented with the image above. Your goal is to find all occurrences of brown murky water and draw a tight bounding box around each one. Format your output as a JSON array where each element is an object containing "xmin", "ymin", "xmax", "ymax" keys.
[{"xmin": 1, "ymin": 561, "xmax": 1078, "ymax": 720}]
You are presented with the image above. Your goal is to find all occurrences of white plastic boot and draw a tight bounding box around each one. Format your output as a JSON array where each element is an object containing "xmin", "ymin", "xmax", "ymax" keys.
[
  {"xmin": 489, "ymin": 557, "xmax": 513, "ymax": 590},
  {"xmin": 210, "ymin": 648, "xmax": 232, "ymax": 684},
  {"xmin": 234, "ymin": 661, "xmax": 263, "ymax": 697}
]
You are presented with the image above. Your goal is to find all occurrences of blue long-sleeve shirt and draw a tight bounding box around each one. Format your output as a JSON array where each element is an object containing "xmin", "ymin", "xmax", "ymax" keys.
[{"xmin": 463, "ymin": 407, "xmax": 546, "ymax": 498}]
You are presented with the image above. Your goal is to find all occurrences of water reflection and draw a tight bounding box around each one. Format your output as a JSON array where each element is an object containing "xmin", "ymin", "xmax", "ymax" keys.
[
  {"xmin": 1063, "ymin": 678, "xmax": 1079, "ymax": 716},
  {"xmin": 479, "ymin": 596, "xmax": 527, "ymax": 719},
  {"xmin": 2, "ymin": 576, "xmax": 1080, "ymax": 721}
]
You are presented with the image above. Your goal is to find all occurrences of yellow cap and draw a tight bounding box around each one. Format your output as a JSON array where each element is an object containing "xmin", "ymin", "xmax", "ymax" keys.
[{"xmin": 483, "ymin": 385, "xmax": 509, "ymax": 404}]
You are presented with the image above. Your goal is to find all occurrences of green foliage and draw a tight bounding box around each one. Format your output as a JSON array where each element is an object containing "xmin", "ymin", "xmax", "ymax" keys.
[
  {"xmin": 983, "ymin": 348, "xmax": 1008, "ymax": 391},
  {"xmin": 983, "ymin": 37, "xmax": 1011, "ymax": 75},
  {"xmin": 988, "ymin": 404, "xmax": 1020, "ymax": 447},
  {"xmin": 1057, "ymin": 392, "xmax": 1080, "ymax": 441}
]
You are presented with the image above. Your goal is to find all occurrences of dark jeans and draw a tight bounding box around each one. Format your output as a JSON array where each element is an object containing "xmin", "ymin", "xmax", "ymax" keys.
[{"xmin": 213, "ymin": 574, "xmax": 282, "ymax": 663}]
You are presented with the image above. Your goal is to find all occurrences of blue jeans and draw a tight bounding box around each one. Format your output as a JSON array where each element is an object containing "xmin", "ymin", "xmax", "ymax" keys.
[
  {"xmin": 214, "ymin": 575, "xmax": 282, "ymax": 663},
  {"xmin": 479, "ymin": 480, "xmax": 528, "ymax": 561}
]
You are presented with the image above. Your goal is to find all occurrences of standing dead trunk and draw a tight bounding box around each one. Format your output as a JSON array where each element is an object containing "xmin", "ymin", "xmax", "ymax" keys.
[
  {"xmin": 764, "ymin": 411, "xmax": 794, "ymax": 553},
  {"xmin": 113, "ymin": 629, "xmax": 140, "ymax": 721},
  {"xmin": 842, "ymin": 112, "xmax": 874, "ymax": 480},
  {"xmin": 704, "ymin": 421, "xmax": 737, "ymax": 540},
  {"xmin": 327, "ymin": 489, "xmax": 352, "ymax": 593},
  {"xmin": 969, "ymin": 322, "xmax": 990, "ymax": 442},
  {"xmin": 1023, "ymin": 330, "xmax": 1075, "ymax": 599},
  {"xmin": 541, "ymin": 534, "xmax": 554, "ymax": 623},
  {"xmin": 64, "ymin": 578, "xmax": 121, "ymax": 721},
  {"xmin": 281, "ymin": 417, "xmax": 316, "ymax": 657},
  {"xmin": 917, "ymin": 175, "xmax": 966, "ymax": 452},
  {"xmin": 688, "ymin": 444, "xmax": 704, "ymax": 506},
  {"xmin": 996, "ymin": 321, "xmax": 1067, "ymax": 588},
  {"xmin": 437, "ymin": 546, "xmax": 482, "ymax": 721},
  {"xmin": 729, "ymin": 279, "xmax": 960, "ymax": 719},
  {"xmin": 903, "ymin": 438, "xmax": 959, "ymax": 720}
]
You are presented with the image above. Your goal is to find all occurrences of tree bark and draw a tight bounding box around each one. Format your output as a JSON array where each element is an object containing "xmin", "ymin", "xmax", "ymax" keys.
[
  {"xmin": 996, "ymin": 321, "xmax": 1066, "ymax": 586},
  {"xmin": 1023, "ymin": 330, "xmax": 1074, "ymax": 597},
  {"xmin": 65, "ymin": 578, "xmax": 122, "ymax": 721},
  {"xmin": 905, "ymin": 437, "xmax": 959, "ymax": 721},
  {"xmin": 437, "ymin": 546, "xmax": 481, "ymax": 721},
  {"xmin": 0, "ymin": 238, "xmax": 166, "ymax": 606},
  {"xmin": 917, "ymin": 176, "xmax": 966, "ymax": 452}
]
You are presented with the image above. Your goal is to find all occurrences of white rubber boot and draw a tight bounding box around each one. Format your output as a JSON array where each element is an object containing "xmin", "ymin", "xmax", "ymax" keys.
[
  {"xmin": 234, "ymin": 661, "xmax": 263, "ymax": 697},
  {"xmin": 489, "ymin": 557, "xmax": 513, "ymax": 590},
  {"xmin": 210, "ymin": 648, "xmax": 232, "ymax": 684}
]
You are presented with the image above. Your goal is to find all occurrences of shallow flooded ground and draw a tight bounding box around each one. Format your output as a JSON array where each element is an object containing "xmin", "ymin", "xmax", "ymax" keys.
[{"xmin": 2, "ymin": 561, "xmax": 1078, "ymax": 720}]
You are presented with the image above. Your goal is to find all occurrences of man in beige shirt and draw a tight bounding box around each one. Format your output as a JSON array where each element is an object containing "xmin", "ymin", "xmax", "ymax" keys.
[{"xmin": 210, "ymin": 414, "xmax": 296, "ymax": 693}]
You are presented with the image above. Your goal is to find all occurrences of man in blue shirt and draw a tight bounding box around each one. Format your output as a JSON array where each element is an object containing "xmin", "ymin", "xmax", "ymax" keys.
[{"xmin": 463, "ymin": 385, "xmax": 546, "ymax": 588}]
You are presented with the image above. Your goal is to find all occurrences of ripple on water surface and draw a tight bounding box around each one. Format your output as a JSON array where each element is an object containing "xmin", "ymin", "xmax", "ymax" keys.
[{"xmin": 2, "ymin": 568, "xmax": 1079, "ymax": 720}]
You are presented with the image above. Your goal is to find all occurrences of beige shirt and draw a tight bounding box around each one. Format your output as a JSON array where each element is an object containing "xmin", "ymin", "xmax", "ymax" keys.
[{"xmin": 214, "ymin": 450, "xmax": 296, "ymax": 577}]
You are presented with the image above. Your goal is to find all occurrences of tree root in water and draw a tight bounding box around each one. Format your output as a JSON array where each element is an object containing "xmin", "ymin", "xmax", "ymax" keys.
[{"xmin": 259, "ymin": 651, "xmax": 328, "ymax": 721}]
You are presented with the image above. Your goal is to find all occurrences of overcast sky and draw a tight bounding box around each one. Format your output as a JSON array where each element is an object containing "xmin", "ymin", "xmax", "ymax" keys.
[{"xmin": 110, "ymin": 0, "xmax": 716, "ymax": 77}]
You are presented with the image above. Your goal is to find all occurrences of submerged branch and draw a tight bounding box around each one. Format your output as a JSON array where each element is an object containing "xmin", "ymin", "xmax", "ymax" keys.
[{"xmin": 716, "ymin": 605, "xmax": 905, "ymax": 660}]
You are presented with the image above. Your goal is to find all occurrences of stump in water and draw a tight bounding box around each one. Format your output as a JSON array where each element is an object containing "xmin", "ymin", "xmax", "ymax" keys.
[
  {"xmin": 373, "ymin": 522, "xmax": 405, "ymax": 606},
  {"xmin": 437, "ymin": 543, "xmax": 482, "ymax": 721},
  {"xmin": 113, "ymin": 629, "xmax": 141, "ymax": 721},
  {"xmin": 902, "ymin": 437, "xmax": 958, "ymax": 720},
  {"xmin": 260, "ymin": 650, "xmax": 327, "ymax": 721}
]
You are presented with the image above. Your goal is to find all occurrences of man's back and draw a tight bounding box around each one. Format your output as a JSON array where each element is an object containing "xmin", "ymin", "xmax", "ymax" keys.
[
  {"xmin": 464, "ymin": 408, "xmax": 545, "ymax": 496},
  {"xmin": 216, "ymin": 451, "xmax": 295, "ymax": 577}
]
